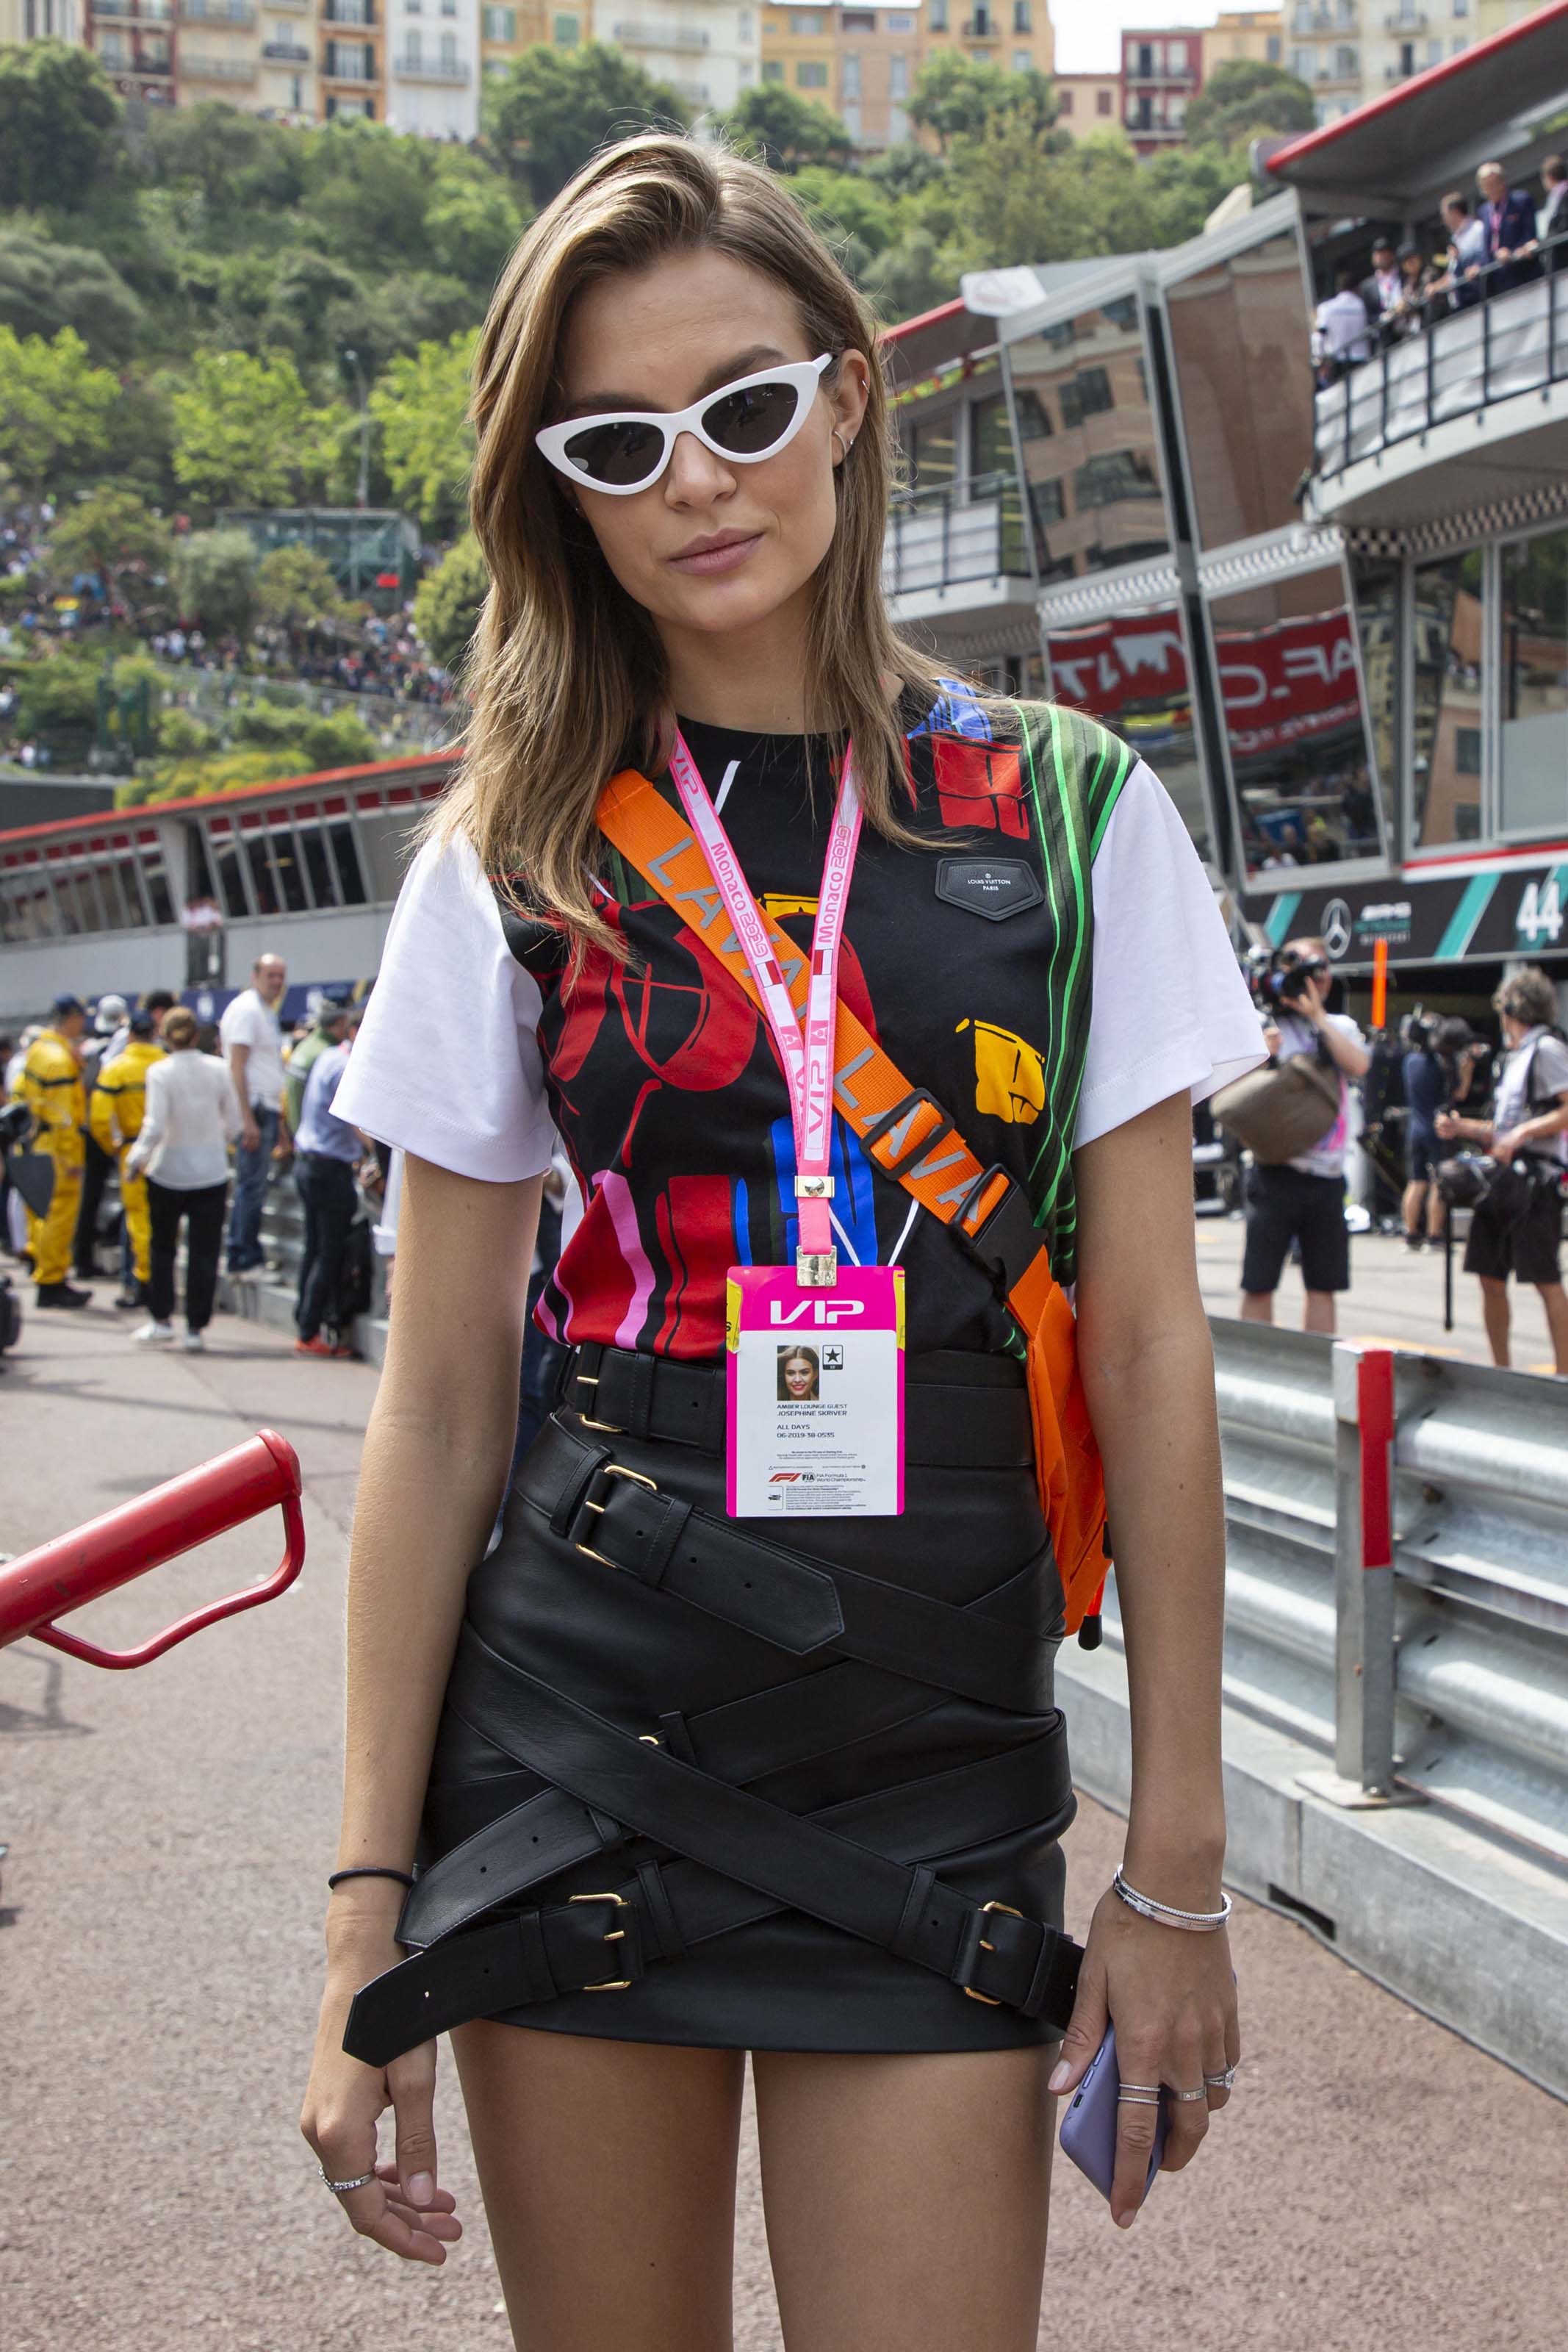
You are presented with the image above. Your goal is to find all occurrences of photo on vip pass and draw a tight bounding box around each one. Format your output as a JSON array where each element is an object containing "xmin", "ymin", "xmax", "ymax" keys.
[{"xmin": 777, "ymin": 1344, "xmax": 821, "ymax": 1402}]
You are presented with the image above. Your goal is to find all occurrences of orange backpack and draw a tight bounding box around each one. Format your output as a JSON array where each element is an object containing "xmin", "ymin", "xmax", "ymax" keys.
[{"xmin": 597, "ymin": 767, "xmax": 1110, "ymax": 1647}]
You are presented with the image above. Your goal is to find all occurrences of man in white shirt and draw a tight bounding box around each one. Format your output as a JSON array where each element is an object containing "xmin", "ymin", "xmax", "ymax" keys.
[
  {"xmin": 219, "ymin": 950, "xmax": 289, "ymax": 1277},
  {"xmin": 1240, "ymin": 937, "xmax": 1370, "ymax": 1336},
  {"xmin": 1312, "ymin": 266, "xmax": 1375, "ymax": 379}
]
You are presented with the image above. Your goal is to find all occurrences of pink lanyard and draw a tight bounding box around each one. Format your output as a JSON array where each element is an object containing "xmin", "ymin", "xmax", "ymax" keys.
[{"xmin": 667, "ymin": 730, "xmax": 861, "ymax": 1286}]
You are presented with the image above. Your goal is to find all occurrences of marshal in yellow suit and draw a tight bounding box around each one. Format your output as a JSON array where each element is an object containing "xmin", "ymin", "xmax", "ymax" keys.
[
  {"xmin": 89, "ymin": 1033, "xmax": 166, "ymax": 1291},
  {"xmin": 12, "ymin": 1024, "xmax": 87, "ymax": 1288}
]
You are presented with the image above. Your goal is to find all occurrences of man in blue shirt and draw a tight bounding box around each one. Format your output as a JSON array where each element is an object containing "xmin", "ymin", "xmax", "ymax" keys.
[
  {"xmin": 1477, "ymin": 160, "xmax": 1540, "ymax": 293},
  {"xmin": 293, "ymin": 1008, "xmax": 363, "ymax": 1358}
]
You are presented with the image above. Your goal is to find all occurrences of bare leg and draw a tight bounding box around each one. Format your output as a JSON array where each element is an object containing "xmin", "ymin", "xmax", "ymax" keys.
[
  {"xmin": 1536, "ymin": 1281, "xmax": 1568, "ymax": 1376},
  {"xmin": 1240, "ymin": 1290, "xmax": 1275, "ymax": 1324},
  {"xmin": 1401, "ymin": 1179, "xmax": 1428, "ymax": 1239},
  {"xmin": 754, "ymin": 2044, "xmax": 1057, "ymax": 2352},
  {"xmin": 1478, "ymin": 1274, "xmax": 1511, "ymax": 1368},
  {"xmin": 1425, "ymin": 1184, "xmax": 1445, "ymax": 1242},
  {"xmin": 1303, "ymin": 1287, "xmax": 1337, "ymax": 1335},
  {"xmin": 450, "ymin": 2021, "xmax": 745, "ymax": 2352}
]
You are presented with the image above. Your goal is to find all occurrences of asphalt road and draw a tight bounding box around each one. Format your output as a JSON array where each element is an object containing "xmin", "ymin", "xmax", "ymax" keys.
[{"xmin": 4, "ymin": 1294, "xmax": 1564, "ymax": 2351}]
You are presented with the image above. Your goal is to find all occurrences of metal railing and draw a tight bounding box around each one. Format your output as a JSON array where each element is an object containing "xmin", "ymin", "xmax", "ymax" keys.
[
  {"xmin": 392, "ymin": 51, "xmax": 472, "ymax": 79},
  {"xmin": 1315, "ymin": 250, "xmax": 1568, "ymax": 481},
  {"xmin": 181, "ymin": 54, "xmax": 260, "ymax": 79},
  {"xmin": 881, "ymin": 471, "xmax": 1031, "ymax": 600},
  {"xmin": 1114, "ymin": 1322, "xmax": 1568, "ymax": 1872}
]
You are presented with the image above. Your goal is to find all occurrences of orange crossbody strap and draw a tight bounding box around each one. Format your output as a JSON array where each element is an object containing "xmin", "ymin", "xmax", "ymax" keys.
[{"xmin": 597, "ymin": 767, "xmax": 1110, "ymax": 1638}]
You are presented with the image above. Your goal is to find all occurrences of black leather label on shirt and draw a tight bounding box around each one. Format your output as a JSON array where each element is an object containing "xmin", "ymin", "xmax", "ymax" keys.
[{"xmin": 935, "ymin": 856, "xmax": 1043, "ymax": 922}]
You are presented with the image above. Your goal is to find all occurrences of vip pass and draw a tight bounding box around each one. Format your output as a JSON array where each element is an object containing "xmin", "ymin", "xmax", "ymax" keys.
[{"xmin": 670, "ymin": 729, "xmax": 907, "ymax": 1521}]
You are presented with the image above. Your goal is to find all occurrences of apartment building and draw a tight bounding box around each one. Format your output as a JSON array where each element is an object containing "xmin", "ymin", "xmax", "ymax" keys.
[
  {"xmin": 1121, "ymin": 23, "xmax": 1204, "ymax": 152},
  {"xmin": 1051, "ymin": 70, "xmax": 1119, "ymax": 139},
  {"xmin": 589, "ymin": 1, "xmax": 760, "ymax": 114},
  {"xmin": 0, "ymin": 0, "xmax": 85, "ymax": 39},
  {"xmin": 760, "ymin": 1, "xmax": 1051, "ymax": 153},
  {"xmin": 84, "ymin": 0, "xmax": 178, "ymax": 106},
  {"xmin": 1202, "ymin": 4, "xmax": 1284, "ymax": 73},
  {"xmin": 385, "ymin": 0, "xmax": 480, "ymax": 135}
]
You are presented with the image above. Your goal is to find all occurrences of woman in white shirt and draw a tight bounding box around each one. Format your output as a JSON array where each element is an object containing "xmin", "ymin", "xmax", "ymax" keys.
[{"xmin": 125, "ymin": 1005, "xmax": 240, "ymax": 1351}]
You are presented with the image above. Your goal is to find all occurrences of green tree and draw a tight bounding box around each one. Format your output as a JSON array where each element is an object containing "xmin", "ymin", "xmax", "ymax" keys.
[
  {"xmin": 483, "ymin": 44, "xmax": 689, "ymax": 207},
  {"xmin": 425, "ymin": 150, "xmax": 529, "ymax": 293},
  {"xmin": 368, "ymin": 331, "xmax": 475, "ymax": 534},
  {"xmin": 1185, "ymin": 62, "xmax": 1315, "ymax": 148},
  {"xmin": 0, "ymin": 228, "xmax": 145, "ymax": 365},
  {"xmin": 253, "ymin": 544, "xmax": 347, "ymax": 634},
  {"xmin": 788, "ymin": 167, "xmax": 899, "ymax": 266},
  {"xmin": 719, "ymin": 85, "xmax": 852, "ymax": 173},
  {"xmin": 143, "ymin": 100, "xmax": 306, "ymax": 223},
  {"xmin": 297, "ymin": 117, "xmax": 439, "ymax": 273},
  {"xmin": 413, "ymin": 534, "xmax": 489, "ymax": 672},
  {"xmin": 48, "ymin": 487, "xmax": 172, "ymax": 620},
  {"xmin": 0, "ymin": 42, "xmax": 121, "ymax": 212},
  {"xmin": 170, "ymin": 348, "xmax": 342, "ymax": 508},
  {"xmin": 867, "ymin": 229, "xmax": 958, "ymax": 325},
  {"xmin": 907, "ymin": 52, "xmax": 1059, "ymax": 150},
  {"xmin": 10, "ymin": 650, "xmax": 101, "ymax": 764},
  {"xmin": 0, "ymin": 325, "xmax": 119, "ymax": 500},
  {"xmin": 170, "ymin": 527, "xmax": 258, "ymax": 637}
]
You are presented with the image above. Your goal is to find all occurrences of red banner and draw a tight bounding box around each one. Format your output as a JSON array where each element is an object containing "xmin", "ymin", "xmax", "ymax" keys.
[{"xmin": 1046, "ymin": 608, "xmax": 1362, "ymax": 758}]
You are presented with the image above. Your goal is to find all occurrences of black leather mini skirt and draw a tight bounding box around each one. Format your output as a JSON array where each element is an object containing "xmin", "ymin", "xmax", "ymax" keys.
[{"xmin": 342, "ymin": 1346, "xmax": 1082, "ymax": 2067}]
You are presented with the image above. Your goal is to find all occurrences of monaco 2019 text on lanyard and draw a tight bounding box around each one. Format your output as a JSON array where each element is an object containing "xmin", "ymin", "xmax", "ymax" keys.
[{"xmin": 667, "ymin": 728, "xmax": 860, "ymax": 1288}]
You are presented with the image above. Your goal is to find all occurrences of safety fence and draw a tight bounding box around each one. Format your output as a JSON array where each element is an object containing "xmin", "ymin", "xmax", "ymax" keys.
[{"xmin": 1109, "ymin": 1322, "xmax": 1568, "ymax": 1871}]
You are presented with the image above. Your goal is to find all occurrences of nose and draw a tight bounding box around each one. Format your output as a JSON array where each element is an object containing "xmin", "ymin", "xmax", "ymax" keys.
[{"xmin": 663, "ymin": 428, "xmax": 736, "ymax": 507}]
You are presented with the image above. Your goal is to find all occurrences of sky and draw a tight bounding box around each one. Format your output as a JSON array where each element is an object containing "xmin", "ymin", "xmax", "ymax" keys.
[{"xmin": 1051, "ymin": 0, "xmax": 1240, "ymax": 76}]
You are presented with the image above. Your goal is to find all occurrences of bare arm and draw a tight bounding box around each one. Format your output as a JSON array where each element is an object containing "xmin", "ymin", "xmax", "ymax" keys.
[
  {"xmin": 229, "ymin": 1037, "xmax": 251, "ymax": 1122},
  {"xmin": 1302, "ymin": 998, "xmax": 1371, "ymax": 1080},
  {"xmin": 301, "ymin": 1150, "xmax": 542, "ymax": 2264},
  {"xmin": 1049, "ymin": 1089, "xmax": 1237, "ymax": 2226}
]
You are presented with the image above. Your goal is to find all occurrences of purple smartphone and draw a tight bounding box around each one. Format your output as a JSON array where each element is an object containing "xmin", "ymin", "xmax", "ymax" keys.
[{"xmin": 1057, "ymin": 2023, "xmax": 1170, "ymax": 2206}]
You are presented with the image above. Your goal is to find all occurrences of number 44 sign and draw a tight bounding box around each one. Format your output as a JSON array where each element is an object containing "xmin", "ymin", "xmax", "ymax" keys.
[{"xmin": 1517, "ymin": 870, "xmax": 1567, "ymax": 948}]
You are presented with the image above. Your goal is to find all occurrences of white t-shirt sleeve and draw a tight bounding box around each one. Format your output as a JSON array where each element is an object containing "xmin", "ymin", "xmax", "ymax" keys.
[
  {"xmin": 334, "ymin": 832, "xmax": 555, "ymax": 1184},
  {"xmin": 1076, "ymin": 759, "xmax": 1267, "ymax": 1151}
]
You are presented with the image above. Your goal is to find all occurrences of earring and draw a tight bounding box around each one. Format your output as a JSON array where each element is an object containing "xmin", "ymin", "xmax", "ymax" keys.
[{"xmin": 832, "ymin": 427, "xmax": 855, "ymax": 463}]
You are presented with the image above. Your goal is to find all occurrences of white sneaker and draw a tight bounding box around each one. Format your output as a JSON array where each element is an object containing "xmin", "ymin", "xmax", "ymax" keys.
[
  {"xmin": 229, "ymin": 1265, "xmax": 265, "ymax": 1284},
  {"xmin": 181, "ymin": 1330, "xmax": 206, "ymax": 1353},
  {"xmin": 132, "ymin": 1319, "xmax": 175, "ymax": 1345}
]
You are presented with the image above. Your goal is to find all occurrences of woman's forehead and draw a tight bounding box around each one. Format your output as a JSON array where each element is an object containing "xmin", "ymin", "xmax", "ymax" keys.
[{"xmin": 561, "ymin": 251, "xmax": 808, "ymax": 401}]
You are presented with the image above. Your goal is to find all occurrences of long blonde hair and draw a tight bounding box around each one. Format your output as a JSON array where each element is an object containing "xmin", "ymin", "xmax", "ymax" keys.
[{"xmin": 434, "ymin": 132, "xmax": 949, "ymax": 961}]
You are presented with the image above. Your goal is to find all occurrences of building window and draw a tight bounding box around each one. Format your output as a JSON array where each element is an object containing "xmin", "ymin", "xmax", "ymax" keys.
[
  {"xmin": 1451, "ymin": 34, "xmax": 1467, "ymax": 52},
  {"xmin": 790, "ymin": 10, "xmax": 822, "ymax": 31},
  {"xmin": 927, "ymin": 0, "xmax": 946, "ymax": 26},
  {"xmin": 889, "ymin": 51, "xmax": 908, "ymax": 96},
  {"xmin": 439, "ymin": 29, "xmax": 456, "ymax": 62},
  {"xmin": 1501, "ymin": 529, "xmax": 1568, "ymax": 838},
  {"xmin": 841, "ymin": 52, "xmax": 860, "ymax": 98},
  {"xmin": 481, "ymin": 3, "xmax": 514, "ymax": 32},
  {"xmin": 1412, "ymin": 551, "xmax": 1485, "ymax": 847},
  {"xmin": 842, "ymin": 8, "xmax": 874, "ymax": 26},
  {"xmin": 738, "ymin": 7, "xmax": 753, "ymax": 31},
  {"xmin": 886, "ymin": 10, "xmax": 914, "ymax": 26},
  {"xmin": 1058, "ymin": 85, "xmax": 1073, "ymax": 112},
  {"xmin": 1335, "ymin": 43, "xmax": 1357, "ymax": 76},
  {"xmin": 1013, "ymin": 0, "xmax": 1029, "ymax": 27},
  {"xmin": 1059, "ymin": 366, "xmax": 1113, "ymax": 427},
  {"xmin": 796, "ymin": 59, "xmax": 827, "ymax": 86},
  {"xmin": 553, "ymin": 11, "xmax": 578, "ymax": 40},
  {"xmin": 1266, "ymin": 34, "xmax": 1280, "ymax": 61},
  {"xmin": 762, "ymin": 57, "xmax": 784, "ymax": 79}
]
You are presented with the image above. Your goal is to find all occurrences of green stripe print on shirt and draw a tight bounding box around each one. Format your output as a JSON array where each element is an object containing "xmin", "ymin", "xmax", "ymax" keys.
[{"xmin": 1015, "ymin": 700, "xmax": 1134, "ymax": 1287}]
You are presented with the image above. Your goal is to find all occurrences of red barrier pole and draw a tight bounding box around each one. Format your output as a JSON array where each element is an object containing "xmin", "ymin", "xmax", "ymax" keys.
[{"xmin": 0, "ymin": 1430, "xmax": 305, "ymax": 1669}]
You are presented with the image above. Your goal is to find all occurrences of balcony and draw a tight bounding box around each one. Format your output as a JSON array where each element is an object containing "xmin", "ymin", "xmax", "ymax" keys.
[
  {"xmin": 182, "ymin": 51, "xmax": 260, "ymax": 76},
  {"xmin": 1312, "ymin": 262, "xmax": 1568, "ymax": 513},
  {"xmin": 393, "ymin": 50, "xmax": 471, "ymax": 79},
  {"xmin": 261, "ymin": 37, "xmax": 309, "ymax": 57},
  {"xmin": 180, "ymin": 0, "xmax": 255, "ymax": 19},
  {"xmin": 1383, "ymin": 6, "xmax": 1425, "ymax": 24},
  {"xmin": 322, "ymin": 59, "xmax": 375, "ymax": 80},
  {"xmin": 612, "ymin": 21, "xmax": 711, "ymax": 49},
  {"xmin": 321, "ymin": 0, "xmax": 374, "ymax": 20},
  {"xmin": 961, "ymin": 14, "xmax": 1001, "ymax": 35},
  {"xmin": 882, "ymin": 473, "xmax": 1032, "ymax": 604},
  {"xmin": 93, "ymin": 1, "xmax": 173, "ymax": 20}
]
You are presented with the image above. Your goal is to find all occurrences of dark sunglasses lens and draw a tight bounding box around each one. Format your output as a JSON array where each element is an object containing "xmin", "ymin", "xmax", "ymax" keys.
[
  {"xmin": 703, "ymin": 379, "xmax": 800, "ymax": 456},
  {"xmin": 561, "ymin": 418, "xmax": 666, "ymax": 487}
]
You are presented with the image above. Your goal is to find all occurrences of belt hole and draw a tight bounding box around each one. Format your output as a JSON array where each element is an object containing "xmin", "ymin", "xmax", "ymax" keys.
[{"xmin": 479, "ymin": 1865, "xmax": 486, "ymax": 1875}]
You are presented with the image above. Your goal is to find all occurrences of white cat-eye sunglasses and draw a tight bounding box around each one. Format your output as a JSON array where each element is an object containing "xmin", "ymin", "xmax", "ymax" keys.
[{"xmin": 536, "ymin": 354, "xmax": 835, "ymax": 496}]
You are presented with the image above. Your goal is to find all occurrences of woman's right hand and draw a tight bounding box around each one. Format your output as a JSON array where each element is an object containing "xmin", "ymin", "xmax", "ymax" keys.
[{"xmin": 299, "ymin": 1905, "xmax": 463, "ymax": 2265}]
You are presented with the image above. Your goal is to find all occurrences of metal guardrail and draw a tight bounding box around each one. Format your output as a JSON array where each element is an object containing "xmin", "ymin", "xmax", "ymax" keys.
[
  {"xmin": 1103, "ymin": 1322, "xmax": 1568, "ymax": 1874},
  {"xmin": 881, "ymin": 471, "xmax": 1031, "ymax": 599},
  {"xmin": 1314, "ymin": 251, "xmax": 1568, "ymax": 481}
]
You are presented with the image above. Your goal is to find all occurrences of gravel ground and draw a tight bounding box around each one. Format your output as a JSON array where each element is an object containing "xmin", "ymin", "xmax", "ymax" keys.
[{"xmin": 3, "ymin": 1295, "xmax": 1563, "ymax": 2351}]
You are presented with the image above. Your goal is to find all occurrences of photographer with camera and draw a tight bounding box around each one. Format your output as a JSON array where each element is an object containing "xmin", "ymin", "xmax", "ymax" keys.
[
  {"xmin": 1240, "ymin": 937, "xmax": 1370, "ymax": 1333},
  {"xmin": 1435, "ymin": 968, "xmax": 1568, "ymax": 1374},
  {"xmin": 1401, "ymin": 1013, "xmax": 1485, "ymax": 1252}
]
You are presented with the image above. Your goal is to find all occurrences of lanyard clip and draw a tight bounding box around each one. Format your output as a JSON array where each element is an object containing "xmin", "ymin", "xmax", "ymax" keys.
[
  {"xmin": 795, "ymin": 1173, "xmax": 835, "ymax": 1200},
  {"xmin": 796, "ymin": 1247, "xmax": 838, "ymax": 1288}
]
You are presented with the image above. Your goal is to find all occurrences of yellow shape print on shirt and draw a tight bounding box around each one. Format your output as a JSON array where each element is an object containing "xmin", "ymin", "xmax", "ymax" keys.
[
  {"xmin": 957, "ymin": 1018, "xmax": 1047, "ymax": 1126},
  {"xmin": 761, "ymin": 894, "xmax": 819, "ymax": 920}
]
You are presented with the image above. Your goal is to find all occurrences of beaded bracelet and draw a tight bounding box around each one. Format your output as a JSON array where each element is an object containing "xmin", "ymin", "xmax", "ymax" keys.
[
  {"xmin": 1112, "ymin": 1863, "xmax": 1231, "ymax": 1932},
  {"xmin": 327, "ymin": 1865, "xmax": 414, "ymax": 1893}
]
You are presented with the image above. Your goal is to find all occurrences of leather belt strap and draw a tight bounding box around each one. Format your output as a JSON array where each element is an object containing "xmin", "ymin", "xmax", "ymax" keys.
[
  {"xmin": 343, "ymin": 1631, "xmax": 1079, "ymax": 2066},
  {"xmin": 560, "ymin": 1341, "xmax": 1035, "ymax": 1469},
  {"xmin": 519, "ymin": 1416, "xmax": 1060, "ymax": 1714},
  {"xmin": 403, "ymin": 1577, "xmax": 1055, "ymax": 1947}
]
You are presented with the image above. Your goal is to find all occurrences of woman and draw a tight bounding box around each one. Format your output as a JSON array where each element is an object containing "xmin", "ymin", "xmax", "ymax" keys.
[
  {"xmin": 778, "ymin": 1344, "xmax": 820, "ymax": 1402},
  {"xmin": 124, "ymin": 1004, "xmax": 239, "ymax": 1353},
  {"xmin": 1436, "ymin": 967, "xmax": 1568, "ymax": 1374},
  {"xmin": 304, "ymin": 136, "xmax": 1264, "ymax": 2345}
]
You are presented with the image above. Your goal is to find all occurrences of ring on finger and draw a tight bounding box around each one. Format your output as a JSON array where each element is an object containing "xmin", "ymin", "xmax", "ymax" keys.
[
  {"xmin": 318, "ymin": 2164, "xmax": 376, "ymax": 2194},
  {"xmin": 1169, "ymin": 2085, "xmax": 1208, "ymax": 2104},
  {"xmin": 1206, "ymin": 2065, "xmax": 1238, "ymax": 2088}
]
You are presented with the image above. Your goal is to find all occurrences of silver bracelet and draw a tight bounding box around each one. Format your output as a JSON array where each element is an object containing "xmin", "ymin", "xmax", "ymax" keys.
[{"xmin": 1112, "ymin": 1864, "xmax": 1231, "ymax": 1932}]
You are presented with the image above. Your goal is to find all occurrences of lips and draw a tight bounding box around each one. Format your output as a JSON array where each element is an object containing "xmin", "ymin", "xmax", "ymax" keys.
[{"xmin": 667, "ymin": 530, "xmax": 765, "ymax": 577}]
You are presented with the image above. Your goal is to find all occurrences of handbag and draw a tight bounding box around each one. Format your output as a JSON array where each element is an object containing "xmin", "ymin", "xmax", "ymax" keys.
[
  {"xmin": 595, "ymin": 766, "xmax": 1112, "ymax": 1648},
  {"xmin": 1210, "ymin": 1052, "xmax": 1342, "ymax": 1165}
]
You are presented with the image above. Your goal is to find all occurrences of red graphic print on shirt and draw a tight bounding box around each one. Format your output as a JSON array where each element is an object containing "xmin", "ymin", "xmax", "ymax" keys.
[{"xmin": 930, "ymin": 736, "xmax": 1029, "ymax": 840}]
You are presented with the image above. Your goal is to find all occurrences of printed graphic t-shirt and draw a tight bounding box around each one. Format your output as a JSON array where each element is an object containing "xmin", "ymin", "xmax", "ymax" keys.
[{"xmin": 337, "ymin": 694, "xmax": 1265, "ymax": 1358}]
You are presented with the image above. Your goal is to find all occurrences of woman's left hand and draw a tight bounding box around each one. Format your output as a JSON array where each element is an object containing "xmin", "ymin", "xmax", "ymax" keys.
[{"xmin": 1049, "ymin": 1882, "xmax": 1240, "ymax": 2228}]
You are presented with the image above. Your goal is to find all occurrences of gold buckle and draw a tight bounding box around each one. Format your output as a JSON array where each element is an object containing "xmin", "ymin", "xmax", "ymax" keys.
[
  {"xmin": 963, "ymin": 1900, "xmax": 1023, "ymax": 2005},
  {"xmin": 572, "ymin": 1372, "xmax": 623, "ymax": 1434},
  {"xmin": 567, "ymin": 1890, "xmax": 633, "ymax": 1989},
  {"xmin": 574, "ymin": 1463, "xmax": 658, "ymax": 1568}
]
